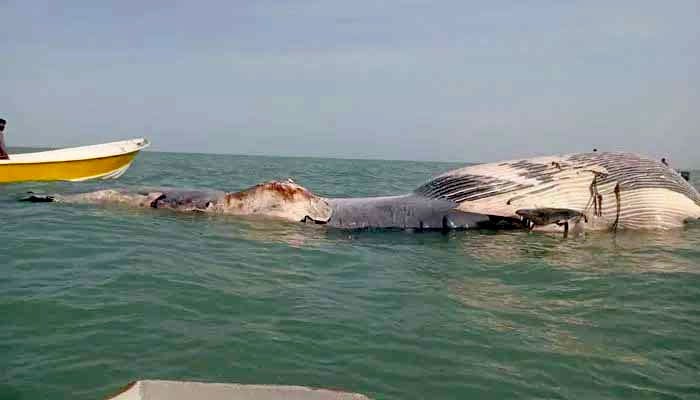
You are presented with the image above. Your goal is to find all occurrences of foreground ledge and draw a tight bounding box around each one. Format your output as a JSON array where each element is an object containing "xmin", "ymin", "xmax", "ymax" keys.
[{"xmin": 106, "ymin": 380, "xmax": 371, "ymax": 400}]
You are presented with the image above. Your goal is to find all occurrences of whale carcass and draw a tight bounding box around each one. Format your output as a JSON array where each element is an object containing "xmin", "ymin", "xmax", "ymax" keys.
[{"xmin": 24, "ymin": 152, "xmax": 700, "ymax": 233}]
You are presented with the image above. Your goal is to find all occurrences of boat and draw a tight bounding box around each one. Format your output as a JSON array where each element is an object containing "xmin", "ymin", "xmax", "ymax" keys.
[
  {"xmin": 106, "ymin": 380, "xmax": 370, "ymax": 400},
  {"xmin": 0, "ymin": 138, "xmax": 149, "ymax": 183}
]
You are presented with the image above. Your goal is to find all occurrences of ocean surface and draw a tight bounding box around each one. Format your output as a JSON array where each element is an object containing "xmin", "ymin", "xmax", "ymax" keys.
[{"xmin": 2, "ymin": 150, "xmax": 700, "ymax": 400}]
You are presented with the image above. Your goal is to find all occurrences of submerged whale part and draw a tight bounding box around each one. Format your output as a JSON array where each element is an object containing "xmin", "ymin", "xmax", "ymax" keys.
[
  {"xmin": 142, "ymin": 181, "xmax": 333, "ymax": 223},
  {"xmin": 326, "ymin": 195, "xmax": 490, "ymax": 230},
  {"xmin": 30, "ymin": 180, "xmax": 332, "ymax": 223},
  {"xmin": 23, "ymin": 152, "xmax": 700, "ymax": 232}
]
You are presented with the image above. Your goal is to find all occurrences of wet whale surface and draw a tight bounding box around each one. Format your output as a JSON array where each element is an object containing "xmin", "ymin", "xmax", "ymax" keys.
[
  {"xmin": 145, "ymin": 189, "xmax": 226, "ymax": 211},
  {"xmin": 326, "ymin": 195, "xmax": 490, "ymax": 230}
]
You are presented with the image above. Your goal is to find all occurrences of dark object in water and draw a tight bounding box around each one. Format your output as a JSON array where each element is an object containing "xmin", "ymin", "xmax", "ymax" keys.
[
  {"xmin": 679, "ymin": 170, "xmax": 690, "ymax": 181},
  {"xmin": 515, "ymin": 208, "xmax": 586, "ymax": 226},
  {"xmin": 20, "ymin": 194, "xmax": 55, "ymax": 202}
]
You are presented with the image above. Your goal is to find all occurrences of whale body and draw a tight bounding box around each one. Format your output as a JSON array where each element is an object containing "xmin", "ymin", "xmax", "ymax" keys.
[
  {"xmin": 24, "ymin": 152, "xmax": 700, "ymax": 233},
  {"xmin": 413, "ymin": 152, "xmax": 700, "ymax": 232}
]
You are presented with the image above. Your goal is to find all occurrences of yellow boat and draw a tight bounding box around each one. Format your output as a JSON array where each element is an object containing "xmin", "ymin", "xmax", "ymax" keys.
[{"xmin": 0, "ymin": 138, "xmax": 149, "ymax": 183}]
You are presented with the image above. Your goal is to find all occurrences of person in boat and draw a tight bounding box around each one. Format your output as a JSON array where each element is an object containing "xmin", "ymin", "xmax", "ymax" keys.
[{"xmin": 0, "ymin": 118, "xmax": 8, "ymax": 160}]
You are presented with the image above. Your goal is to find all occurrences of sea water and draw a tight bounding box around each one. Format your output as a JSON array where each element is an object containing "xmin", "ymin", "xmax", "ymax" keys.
[{"xmin": 2, "ymin": 151, "xmax": 699, "ymax": 399}]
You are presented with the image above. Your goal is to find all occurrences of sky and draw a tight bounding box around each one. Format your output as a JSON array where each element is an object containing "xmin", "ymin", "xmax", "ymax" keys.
[{"xmin": 2, "ymin": 1, "xmax": 699, "ymax": 166}]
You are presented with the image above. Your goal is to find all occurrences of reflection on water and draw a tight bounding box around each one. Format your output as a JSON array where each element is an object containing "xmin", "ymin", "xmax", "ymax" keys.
[
  {"xmin": 458, "ymin": 227, "xmax": 700, "ymax": 274},
  {"xmin": 442, "ymin": 225, "xmax": 700, "ymax": 369},
  {"xmin": 191, "ymin": 213, "xmax": 693, "ymax": 368},
  {"xmin": 139, "ymin": 208, "xmax": 700, "ymax": 276},
  {"xmin": 216, "ymin": 216, "xmax": 332, "ymax": 248},
  {"xmin": 446, "ymin": 272, "xmax": 653, "ymax": 365}
]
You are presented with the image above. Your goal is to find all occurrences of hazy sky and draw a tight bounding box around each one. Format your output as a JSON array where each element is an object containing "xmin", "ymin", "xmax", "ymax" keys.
[{"xmin": 2, "ymin": 1, "xmax": 699, "ymax": 166}]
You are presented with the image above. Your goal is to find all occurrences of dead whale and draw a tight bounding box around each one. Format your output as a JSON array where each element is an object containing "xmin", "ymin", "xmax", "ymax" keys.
[{"xmin": 23, "ymin": 152, "xmax": 700, "ymax": 233}]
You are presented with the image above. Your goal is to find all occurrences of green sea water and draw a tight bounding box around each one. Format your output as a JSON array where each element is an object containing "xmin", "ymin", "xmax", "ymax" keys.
[{"xmin": 2, "ymin": 151, "xmax": 700, "ymax": 400}]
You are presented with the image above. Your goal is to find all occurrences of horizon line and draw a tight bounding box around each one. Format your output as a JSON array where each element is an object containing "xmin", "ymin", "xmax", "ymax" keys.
[
  {"xmin": 8, "ymin": 144, "xmax": 469, "ymax": 165},
  {"xmin": 8, "ymin": 144, "xmax": 697, "ymax": 170}
]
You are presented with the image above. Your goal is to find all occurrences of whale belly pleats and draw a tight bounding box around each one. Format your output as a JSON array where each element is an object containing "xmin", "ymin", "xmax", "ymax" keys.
[{"xmin": 414, "ymin": 152, "xmax": 700, "ymax": 231}]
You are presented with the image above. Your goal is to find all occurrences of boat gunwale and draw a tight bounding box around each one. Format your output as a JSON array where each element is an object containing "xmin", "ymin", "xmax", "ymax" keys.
[
  {"xmin": 0, "ymin": 149, "xmax": 142, "ymax": 167},
  {"xmin": 0, "ymin": 138, "xmax": 149, "ymax": 165}
]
